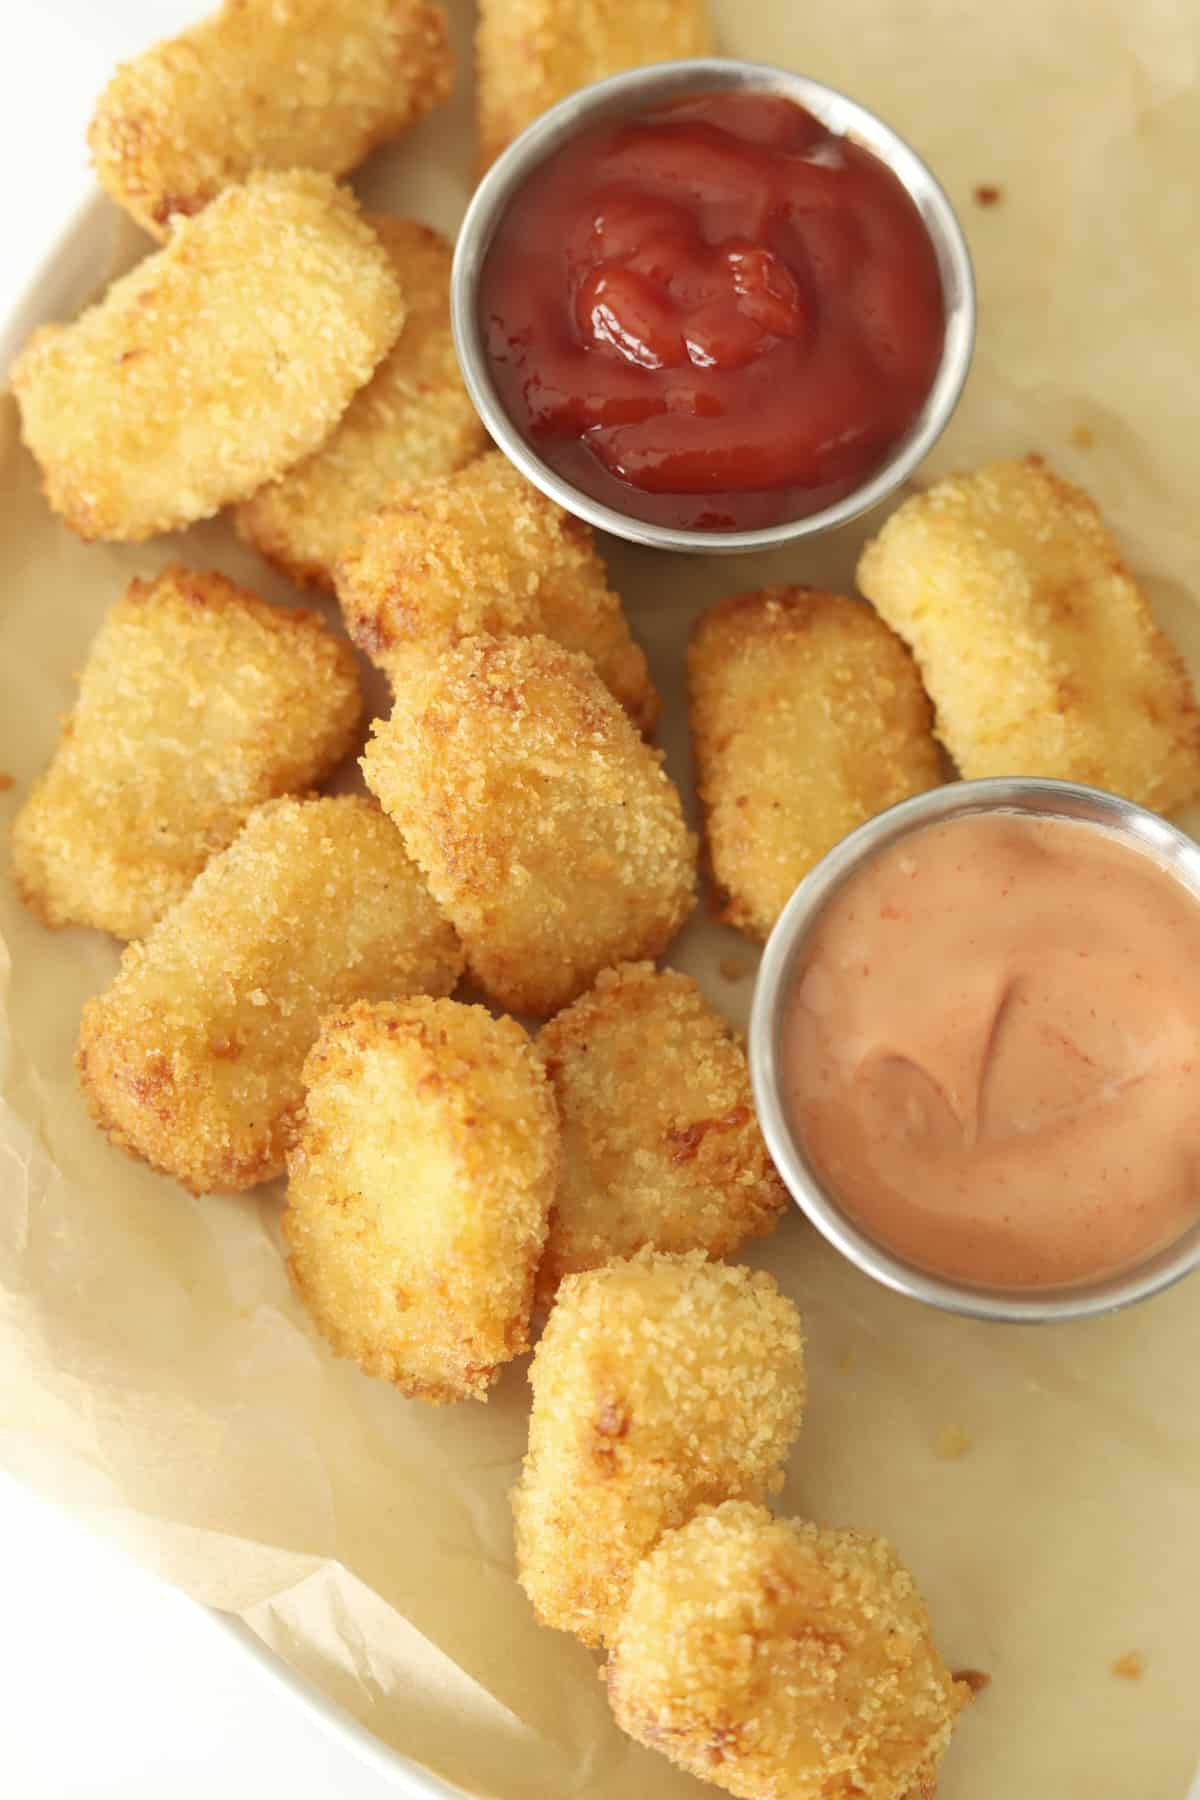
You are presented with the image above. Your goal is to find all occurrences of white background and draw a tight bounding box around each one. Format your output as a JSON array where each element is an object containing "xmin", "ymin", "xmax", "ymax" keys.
[
  {"xmin": 1, "ymin": 4, "xmax": 421, "ymax": 1795},
  {"xmin": 3, "ymin": 7, "xmax": 1199, "ymax": 1799}
]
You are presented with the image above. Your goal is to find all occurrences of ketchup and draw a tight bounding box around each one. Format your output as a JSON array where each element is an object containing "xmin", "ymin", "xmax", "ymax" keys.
[{"xmin": 479, "ymin": 92, "xmax": 945, "ymax": 532}]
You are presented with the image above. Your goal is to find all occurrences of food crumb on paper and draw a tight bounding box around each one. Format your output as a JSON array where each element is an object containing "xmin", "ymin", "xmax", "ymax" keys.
[
  {"xmin": 934, "ymin": 1423, "xmax": 973, "ymax": 1460},
  {"xmin": 0, "ymin": 772, "xmax": 14, "ymax": 790},
  {"xmin": 1070, "ymin": 423, "xmax": 1096, "ymax": 449},
  {"xmin": 973, "ymin": 183, "xmax": 1004, "ymax": 206},
  {"xmin": 954, "ymin": 1668, "xmax": 991, "ymax": 1699},
  {"xmin": 1111, "ymin": 1651, "xmax": 1144, "ymax": 1680},
  {"xmin": 719, "ymin": 957, "xmax": 752, "ymax": 982}
]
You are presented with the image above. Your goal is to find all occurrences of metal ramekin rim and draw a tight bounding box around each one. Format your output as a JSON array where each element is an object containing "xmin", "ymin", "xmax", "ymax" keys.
[
  {"xmin": 451, "ymin": 58, "xmax": 977, "ymax": 555},
  {"xmin": 748, "ymin": 777, "xmax": 1200, "ymax": 1323}
]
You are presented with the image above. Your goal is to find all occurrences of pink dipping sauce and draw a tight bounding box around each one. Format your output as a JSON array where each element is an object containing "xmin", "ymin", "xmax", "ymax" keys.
[{"xmin": 783, "ymin": 812, "xmax": 1200, "ymax": 1288}]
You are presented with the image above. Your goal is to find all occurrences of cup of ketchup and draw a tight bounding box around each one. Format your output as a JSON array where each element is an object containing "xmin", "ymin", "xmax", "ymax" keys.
[{"xmin": 452, "ymin": 60, "xmax": 975, "ymax": 553}]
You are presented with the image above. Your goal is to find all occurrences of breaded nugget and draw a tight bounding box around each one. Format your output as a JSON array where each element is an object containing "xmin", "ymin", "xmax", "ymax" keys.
[
  {"xmin": 12, "ymin": 567, "xmax": 361, "ymax": 939},
  {"xmin": 688, "ymin": 587, "xmax": 942, "ymax": 943},
  {"xmin": 477, "ymin": 0, "xmax": 714, "ymax": 170},
  {"xmin": 284, "ymin": 997, "xmax": 558, "ymax": 1401},
  {"xmin": 235, "ymin": 218, "xmax": 486, "ymax": 590},
  {"xmin": 362, "ymin": 634, "xmax": 694, "ymax": 1016},
  {"xmin": 77, "ymin": 797, "xmax": 463, "ymax": 1194},
  {"xmin": 12, "ymin": 172, "xmax": 405, "ymax": 543},
  {"xmin": 856, "ymin": 455, "xmax": 1200, "ymax": 813},
  {"xmin": 89, "ymin": 0, "xmax": 453, "ymax": 240},
  {"xmin": 336, "ymin": 453, "xmax": 658, "ymax": 732},
  {"xmin": 535, "ymin": 964, "xmax": 785, "ymax": 1302},
  {"xmin": 512, "ymin": 1250, "xmax": 805, "ymax": 1646},
  {"xmin": 607, "ymin": 1501, "xmax": 966, "ymax": 1800}
]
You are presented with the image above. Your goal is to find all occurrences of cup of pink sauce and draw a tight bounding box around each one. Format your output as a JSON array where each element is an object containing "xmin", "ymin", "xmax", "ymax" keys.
[{"xmin": 749, "ymin": 778, "xmax": 1200, "ymax": 1321}]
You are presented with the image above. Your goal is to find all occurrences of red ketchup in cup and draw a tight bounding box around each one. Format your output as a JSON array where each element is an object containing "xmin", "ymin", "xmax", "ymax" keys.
[{"xmin": 479, "ymin": 91, "xmax": 945, "ymax": 532}]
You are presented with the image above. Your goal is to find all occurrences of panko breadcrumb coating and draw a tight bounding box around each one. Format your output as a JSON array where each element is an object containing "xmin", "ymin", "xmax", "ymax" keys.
[
  {"xmin": 512, "ymin": 1250, "xmax": 805, "ymax": 1647},
  {"xmin": 535, "ymin": 963, "xmax": 786, "ymax": 1302},
  {"xmin": 362, "ymin": 634, "xmax": 695, "ymax": 1017},
  {"xmin": 607, "ymin": 1502, "xmax": 966, "ymax": 1800},
  {"xmin": 11, "ymin": 172, "xmax": 405, "ymax": 543},
  {"xmin": 856, "ymin": 456, "xmax": 1200, "ymax": 814},
  {"xmin": 336, "ymin": 453, "xmax": 659, "ymax": 732},
  {"xmin": 477, "ymin": 0, "xmax": 714, "ymax": 170},
  {"xmin": 235, "ymin": 218, "xmax": 486, "ymax": 590},
  {"xmin": 77, "ymin": 797, "xmax": 462, "ymax": 1194},
  {"xmin": 12, "ymin": 567, "xmax": 361, "ymax": 939},
  {"xmin": 284, "ymin": 998, "xmax": 558, "ymax": 1401},
  {"xmin": 688, "ymin": 587, "xmax": 942, "ymax": 943},
  {"xmin": 89, "ymin": 0, "xmax": 453, "ymax": 240}
]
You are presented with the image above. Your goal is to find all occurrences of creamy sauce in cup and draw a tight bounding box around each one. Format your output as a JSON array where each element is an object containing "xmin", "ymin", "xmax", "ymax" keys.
[{"xmin": 783, "ymin": 811, "xmax": 1200, "ymax": 1287}]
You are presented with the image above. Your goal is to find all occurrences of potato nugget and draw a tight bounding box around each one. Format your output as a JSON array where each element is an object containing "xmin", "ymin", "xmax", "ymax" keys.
[
  {"xmin": 688, "ymin": 587, "xmax": 942, "ymax": 943},
  {"xmin": 512, "ymin": 1250, "xmax": 805, "ymax": 1646},
  {"xmin": 235, "ymin": 219, "xmax": 486, "ymax": 590},
  {"xmin": 535, "ymin": 964, "xmax": 785, "ymax": 1301},
  {"xmin": 856, "ymin": 455, "xmax": 1200, "ymax": 814},
  {"xmin": 362, "ymin": 634, "xmax": 695, "ymax": 1016},
  {"xmin": 337, "ymin": 453, "xmax": 658, "ymax": 732},
  {"xmin": 12, "ymin": 567, "xmax": 361, "ymax": 939},
  {"xmin": 77, "ymin": 797, "xmax": 462, "ymax": 1194},
  {"xmin": 12, "ymin": 172, "xmax": 405, "ymax": 542},
  {"xmin": 89, "ymin": 0, "xmax": 453, "ymax": 240},
  {"xmin": 607, "ymin": 1502, "xmax": 966, "ymax": 1800},
  {"xmin": 284, "ymin": 998, "xmax": 558, "ymax": 1401},
  {"xmin": 477, "ymin": 0, "xmax": 714, "ymax": 169}
]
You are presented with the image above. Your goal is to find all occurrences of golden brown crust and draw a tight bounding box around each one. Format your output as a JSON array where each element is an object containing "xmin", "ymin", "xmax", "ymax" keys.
[
  {"xmin": 607, "ymin": 1501, "xmax": 966, "ymax": 1800},
  {"xmin": 235, "ymin": 218, "xmax": 486, "ymax": 590},
  {"xmin": 336, "ymin": 452, "xmax": 659, "ymax": 733},
  {"xmin": 856, "ymin": 455, "xmax": 1200, "ymax": 813},
  {"xmin": 12, "ymin": 566, "xmax": 362, "ymax": 938},
  {"xmin": 76, "ymin": 796, "xmax": 463, "ymax": 1194},
  {"xmin": 476, "ymin": 0, "xmax": 714, "ymax": 170},
  {"xmin": 535, "ymin": 963, "xmax": 786, "ymax": 1302},
  {"xmin": 11, "ymin": 172, "xmax": 406, "ymax": 542},
  {"xmin": 283, "ymin": 998, "xmax": 558, "ymax": 1401},
  {"xmin": 512, "ymin": 1250, "xmax": 805, "ymax": 1647},
  {"xmin": 688, "ymin": 586, "xmax": 942, "ymax": 943},
  {"xmin": 89, "ymin": 0, "xmax": 453, "ymax": 239},
  {"xmin": 361, "ymin": 634, "xmax": 695, "ymax": 1017}
]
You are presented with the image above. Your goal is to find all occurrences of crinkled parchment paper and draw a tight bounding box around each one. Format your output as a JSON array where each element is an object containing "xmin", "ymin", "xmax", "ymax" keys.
[{"xmin": 2, "ymin": 3, "xmax": 1198, "ymax": 1795}]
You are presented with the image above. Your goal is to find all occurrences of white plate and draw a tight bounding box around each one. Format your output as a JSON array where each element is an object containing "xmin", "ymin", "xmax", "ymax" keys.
[{"xmin": 5, "ymin": 68, "xmax": 1200, "ymax": 1800}]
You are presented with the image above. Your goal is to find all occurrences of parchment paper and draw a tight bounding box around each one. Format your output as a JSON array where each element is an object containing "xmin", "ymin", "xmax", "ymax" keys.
[{"xmin": 2, "ymin": 3, "xmax": 1199, "ymax": 1795}]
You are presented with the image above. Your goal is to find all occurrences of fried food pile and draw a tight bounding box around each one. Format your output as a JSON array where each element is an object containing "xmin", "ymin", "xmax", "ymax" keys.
[{"xmin": 14, "ymin": 0, "xmax": 1196, "ymax": 1790}]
